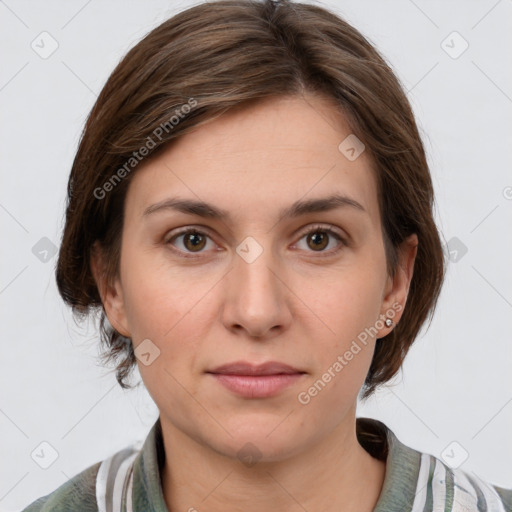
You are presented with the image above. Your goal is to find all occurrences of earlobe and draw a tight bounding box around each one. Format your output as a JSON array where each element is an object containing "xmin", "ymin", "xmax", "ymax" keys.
[{"xmin": 90, "ymin": 242, "xmax": 131, "ymax": 338}]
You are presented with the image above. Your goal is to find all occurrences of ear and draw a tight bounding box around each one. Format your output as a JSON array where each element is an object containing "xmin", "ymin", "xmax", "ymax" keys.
[
  {"xmin": 90, "ymin": 242, "xmax": 131, "ymax": 338},
  {"xmin": 378, "ymin": 233, "xmax": 418, "ymax": 335}
]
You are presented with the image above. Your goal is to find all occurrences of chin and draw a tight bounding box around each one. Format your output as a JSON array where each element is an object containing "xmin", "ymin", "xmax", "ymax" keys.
[{"xmin": 202, "ymin": 419, "xmax": 311, "ymax": 464}]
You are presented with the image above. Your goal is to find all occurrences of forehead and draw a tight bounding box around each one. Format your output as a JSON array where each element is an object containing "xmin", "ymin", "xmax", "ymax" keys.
[{"xmin": 125, "ymin": 94, "xmax": 380, "ymax": 228}]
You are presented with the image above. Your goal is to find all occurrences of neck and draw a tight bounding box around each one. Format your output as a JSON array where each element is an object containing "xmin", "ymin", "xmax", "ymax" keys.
[{"xmin": 160, "ymin": 413, "xmax": 386, "ymax": 512}]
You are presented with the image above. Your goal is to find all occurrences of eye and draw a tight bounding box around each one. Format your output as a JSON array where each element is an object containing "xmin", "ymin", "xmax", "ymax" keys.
[
  {"xmin": 165, "ymin": 224, "xmax": 347, "ymax": 259},
  {"xmin": 165, "ymin": 228, "xmax": 216, "ymax": 257},
  {"xmin": 294, "ymin": 224, "xmax": 346, "ymax": 255}
]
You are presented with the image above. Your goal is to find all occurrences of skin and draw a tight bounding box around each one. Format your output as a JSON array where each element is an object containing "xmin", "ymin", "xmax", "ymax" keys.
[{"xmin": 92, "ymin": 93, "xmax": 417, "ymax": 512}]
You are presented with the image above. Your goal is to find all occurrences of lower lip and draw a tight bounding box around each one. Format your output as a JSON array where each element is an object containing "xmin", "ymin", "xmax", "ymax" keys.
[{"xmin": 209, "ymin": 373, "xmax": 304, "ymax": 398}]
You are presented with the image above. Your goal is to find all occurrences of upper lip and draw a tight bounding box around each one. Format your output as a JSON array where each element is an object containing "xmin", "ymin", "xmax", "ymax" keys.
[{"xmin": 207, "ymin": 361, "xmax": 305, "ymax": 376}]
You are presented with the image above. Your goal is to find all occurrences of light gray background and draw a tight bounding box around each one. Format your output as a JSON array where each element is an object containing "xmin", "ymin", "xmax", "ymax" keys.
[{"xmin": 1, "ymin": 0, "xmax": 511, "ymax": 510}]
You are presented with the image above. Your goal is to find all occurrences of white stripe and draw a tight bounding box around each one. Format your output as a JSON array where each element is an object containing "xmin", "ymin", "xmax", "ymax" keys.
[
  {"xmin": 431, "ymin": 458, "xmax": 446, "ymax": 511},
  {"xmin": 111, "ymin": 452, "xmax": 138, "ymax": 512},
  {"xmin": 468, "ymin": 472, "xmax": 507, "ymax": 512},
  {"xmin": 96, "ymin": 454, "xmax": 114, "ymax": 512},
  {"xmin": 125, "ymin": 461, "xmax": 135, "ymax": 512},
  {"xmin": 452, "ymin": 469, "xmax": 480, "ymax": 510},
  {"xmin": 411, "ymin": 453, "xmax": 431, "ymax": 512}
]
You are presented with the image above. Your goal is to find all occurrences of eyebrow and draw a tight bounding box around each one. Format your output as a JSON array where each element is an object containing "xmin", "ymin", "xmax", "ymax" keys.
[{"xmin": 142, "ymin": 193, "xmax": 366, "ymax": 221}]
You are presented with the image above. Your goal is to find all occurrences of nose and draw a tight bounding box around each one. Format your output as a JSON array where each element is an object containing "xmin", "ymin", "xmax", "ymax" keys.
[{"xmin": 220, "ymin": 241, "xmax": 292, "ymax": 339}]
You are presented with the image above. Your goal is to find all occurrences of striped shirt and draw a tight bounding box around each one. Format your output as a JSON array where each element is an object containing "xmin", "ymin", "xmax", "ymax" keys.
[{"xmin": 22, "ymin": 416, "xmax": 512, "ymax": 511}]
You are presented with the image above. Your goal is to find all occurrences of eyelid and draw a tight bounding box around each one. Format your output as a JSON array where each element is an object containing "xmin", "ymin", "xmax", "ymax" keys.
[{"xmin": 295, "ymin": 223, "xmax": 346, "ymax": 242}]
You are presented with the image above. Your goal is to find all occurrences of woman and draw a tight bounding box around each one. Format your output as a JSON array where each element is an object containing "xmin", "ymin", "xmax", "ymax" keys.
[{"xmin": 23, "ymin": 0, "xmax": 511, "ymax": 510}]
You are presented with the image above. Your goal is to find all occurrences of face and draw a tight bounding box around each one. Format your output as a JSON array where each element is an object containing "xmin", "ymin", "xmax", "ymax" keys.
[{"xmin": 94, "ymin": 94, "xmax": 416, "ymax": 462}]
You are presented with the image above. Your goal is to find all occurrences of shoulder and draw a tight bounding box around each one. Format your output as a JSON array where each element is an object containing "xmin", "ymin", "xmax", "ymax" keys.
[
  {"xmin": 20, "ymin": 447, "xmax": 139, "ymax": 512},
  {"xmin": 411, "ymin": 449, "xmax": 512, "ymax": 511},
  {"xmin": 357, "ymin": 417, "xmax": 512, "ymax": 511},
  {"xmin": 20, "ymin": 461, "xmax": 100, "ymax": 512}
]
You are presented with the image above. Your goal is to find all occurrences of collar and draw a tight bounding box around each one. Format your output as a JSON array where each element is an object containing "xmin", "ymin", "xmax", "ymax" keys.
[{"xmin": 129, "ymin": 415, "xmax": 422, "ymax": 511}]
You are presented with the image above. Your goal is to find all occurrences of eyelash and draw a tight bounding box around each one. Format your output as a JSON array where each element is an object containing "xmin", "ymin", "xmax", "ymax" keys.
[{"xmin": 164, "ymin": 224, "xmax": 347, "ymax": 259}]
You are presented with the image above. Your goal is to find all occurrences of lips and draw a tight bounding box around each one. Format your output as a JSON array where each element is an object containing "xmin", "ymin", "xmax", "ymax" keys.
[
  {"xmin": 208, "ymin": 361, "xmax": 304, "ymax": 376},
  {"xmin": 206, "ymin": 361, "xmax": 306, "ymax": 398}
]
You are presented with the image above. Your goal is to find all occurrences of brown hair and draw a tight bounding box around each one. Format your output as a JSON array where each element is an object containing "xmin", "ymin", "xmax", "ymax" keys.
[{"xmin": 55, "ymin": 0, "xmax": 445, "ymax": 399}]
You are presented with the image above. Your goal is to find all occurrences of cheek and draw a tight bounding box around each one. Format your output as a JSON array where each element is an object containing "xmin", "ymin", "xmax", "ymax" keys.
[
  {"xmin": 317, "ymin": 268, "xmax": 385, "ymax": 341},
  {"xmin": 119, "ymin": 252, "xmax": 233, "ymax": 386},
  {"xmin": 300, "ymin": 260, "xmax": 386, "ymax": 396},
  {"xmin": 120, "ymin": 244, "xmax": 213, "ymax": 339}
]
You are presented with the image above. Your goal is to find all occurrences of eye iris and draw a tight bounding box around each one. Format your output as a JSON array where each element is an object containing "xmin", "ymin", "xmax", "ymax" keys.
[
  {"xmin": 307, "ymin": 231, "xmax": 328, "ymax": 251},
  {"xmin": 184, "ymin": 232, "xmax": 206, "ymax": 251}
]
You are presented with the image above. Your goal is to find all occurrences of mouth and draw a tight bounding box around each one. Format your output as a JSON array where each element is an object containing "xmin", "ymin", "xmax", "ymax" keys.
[{"xmin": 206, "ymin": 361, "xmax": 306, "ymax": 398}]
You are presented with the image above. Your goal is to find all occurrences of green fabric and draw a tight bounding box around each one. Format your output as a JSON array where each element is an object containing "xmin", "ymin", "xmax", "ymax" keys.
[{"xmin": 21, "ymin": 416, "xmax": 512, "ymax": 511}]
